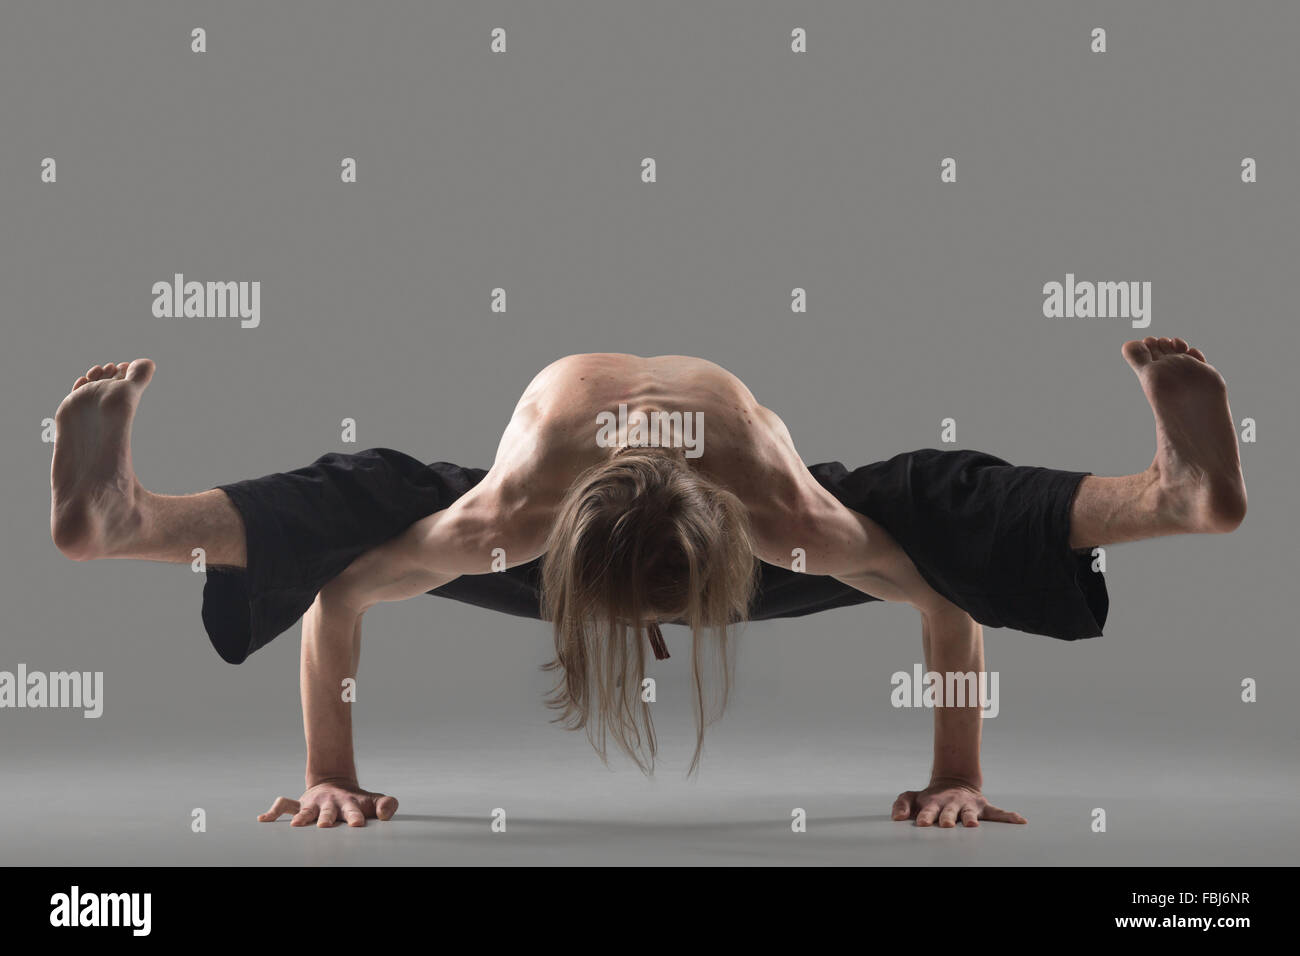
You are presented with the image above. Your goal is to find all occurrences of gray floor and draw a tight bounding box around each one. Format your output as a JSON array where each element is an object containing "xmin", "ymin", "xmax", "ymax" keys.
[{"xmin": 6, "ymin": 721, "xmax": 1295, "ymax": 866}]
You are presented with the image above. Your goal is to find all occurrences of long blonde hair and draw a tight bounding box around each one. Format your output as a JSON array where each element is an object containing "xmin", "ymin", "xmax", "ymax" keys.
[{"xmin": 540, "ymin": 447, "xmax": 757, "ymax": 774}]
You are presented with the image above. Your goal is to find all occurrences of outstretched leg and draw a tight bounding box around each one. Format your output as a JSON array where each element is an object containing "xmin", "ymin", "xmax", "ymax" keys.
[
  {"xmin": 1068, "ymin": 337, "xmax": 1247, "ymax": 549},
  {"xmin": 50, "ymin": 359, "xmax": 246, "ymax": 566}
]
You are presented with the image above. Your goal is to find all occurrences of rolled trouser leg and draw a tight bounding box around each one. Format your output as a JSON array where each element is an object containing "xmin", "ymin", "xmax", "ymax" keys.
[
  {"xmin": 802, "ymin": 450, "xmax": 1108, "ymax": 641},
  {"xmin": 202, "ymin": 449, "xmax": 486, "ymax": 664}
]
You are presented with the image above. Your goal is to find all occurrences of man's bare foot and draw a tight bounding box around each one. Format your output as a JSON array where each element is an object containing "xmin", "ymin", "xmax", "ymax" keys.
[
  {"xmin": 1122, "ymin": 337, "xmax": 1246, "ymax": 533},
  {"xmin": 50, "ymin": 359, "xmax": 156, "ymax": 560}
]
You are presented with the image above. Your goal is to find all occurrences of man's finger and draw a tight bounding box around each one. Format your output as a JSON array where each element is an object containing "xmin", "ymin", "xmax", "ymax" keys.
[
  {"xmin": 937, "ymin": 802, "xmax": 961, "ymax": 828},
  {"xmin": 317, "ymin": 802, "xmax": 340, "ymax": 828},
  {"xmin": 959, "ymin": 805, "xmax": 981, "ymax": 828},
  {"xmin": 291, "ymin": 804, "xmax": 321, "ymax": 827},
  {"xmin": 257, "ymin": 796, "xmax": 300, "ymax": 822},
  {"xmin": 340, "ymin": 800, "xmax": 367, "ymax": 827},
  {"xmin": 914, "ymin": 802, "xmax": 941, "ymax": 827},
  {"xmin": 375, "ymin": 795, "xmax": 399, "ymax": 821},
  {"xmin": 981, "ymin": 803, "xmax": 1028, "ymax": 825},
  {"xmin": 891, "ymin": 792, "xmax": 916, "ymax": 821}
]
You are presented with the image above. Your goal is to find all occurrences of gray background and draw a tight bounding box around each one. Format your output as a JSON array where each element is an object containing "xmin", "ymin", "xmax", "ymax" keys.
[{"xmin": 1, "ymin": 1, "xmax": 1296, "ymax": 865}]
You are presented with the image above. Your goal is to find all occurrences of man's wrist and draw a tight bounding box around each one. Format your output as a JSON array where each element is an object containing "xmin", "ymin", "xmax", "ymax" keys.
[
  {"xmin": 306, "ymin": 769, "xmax": 359, "ymax": 789},
  {"xmin": 928, "ymin": 772, "xmax": 983, "ymax": 792}
]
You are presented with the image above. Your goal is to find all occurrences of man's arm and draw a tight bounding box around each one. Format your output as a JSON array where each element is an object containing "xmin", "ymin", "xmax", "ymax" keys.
[
  {"xmin": 922, "ymin": 605, "xmax": 984, "ymax": 792},
  {"xmin": 774, "ymin": 486, "xmax": 1027, "ymax": 827},
  {"xmin": 889, "ymin": 604, "xmax": 1024, "ymax": 827},
  {"xmin": 259, "ymin": 484, "xmax": 548, "ymax": 827}
]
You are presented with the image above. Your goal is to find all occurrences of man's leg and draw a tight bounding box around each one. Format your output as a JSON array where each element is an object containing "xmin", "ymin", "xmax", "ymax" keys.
[
  {"xmin": 50, "ymin": 358, "xmax": 246, "ymax": 567},
  {"xmin": 1068, "ymin": 337, "xmax": 1247, "ymax": 549}
]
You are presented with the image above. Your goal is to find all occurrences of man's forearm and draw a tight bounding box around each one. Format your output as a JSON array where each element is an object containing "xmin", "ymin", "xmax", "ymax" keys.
[
  {"xmin": 923, "ymin": 607, "xmax": 985, "ymax": 789},
  {"xmin": 296, "ymin": 520, "xmax": 467, "ymax": 788},
  {"xmin": 301, "ymin": 595, "xmax": 363, "ymax": 787}
]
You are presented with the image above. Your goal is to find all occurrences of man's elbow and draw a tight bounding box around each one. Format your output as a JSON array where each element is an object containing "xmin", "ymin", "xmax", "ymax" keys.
[
  {"xmin": 920, "ymin": 598, "xmax": 979, "ymax": 636},
  {"xmin": 316, "ymin": 563, "xmax": 374, "ymax": 617}
]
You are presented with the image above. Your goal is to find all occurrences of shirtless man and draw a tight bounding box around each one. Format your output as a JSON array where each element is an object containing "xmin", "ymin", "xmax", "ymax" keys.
[{"xmin": 49, "ymin": 338, "xmax": 1247, "ymax": 830}]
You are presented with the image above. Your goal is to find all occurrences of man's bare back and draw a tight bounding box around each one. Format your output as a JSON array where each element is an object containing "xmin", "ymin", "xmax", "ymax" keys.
[{"xmin": 430, "ymin": 352, "xmax": 943, "ymax": 611}]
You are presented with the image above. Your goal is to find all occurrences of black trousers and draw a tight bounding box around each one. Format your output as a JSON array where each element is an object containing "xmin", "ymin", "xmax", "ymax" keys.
[{"xmin": 202, "ymin": 447, "xmax": 1108, "ymax": 664}]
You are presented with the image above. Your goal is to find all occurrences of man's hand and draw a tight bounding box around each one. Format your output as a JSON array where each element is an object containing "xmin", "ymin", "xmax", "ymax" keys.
[
  {"xmin": 891, "ymin": 781, "xmax": 1027, "ymax": 828},
  {"xmin": 258, "ymin": 780, "xmax": 399, "ymax": 828}
]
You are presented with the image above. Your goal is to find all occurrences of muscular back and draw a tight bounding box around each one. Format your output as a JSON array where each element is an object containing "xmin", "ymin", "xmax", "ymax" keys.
[
  {"xmin": 480, "ymin": 354, "xmax": 942, "ymax": 609},
  {"xmin": 482, "ymin": 355, "xmax": 806, "ymax": 552}
]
